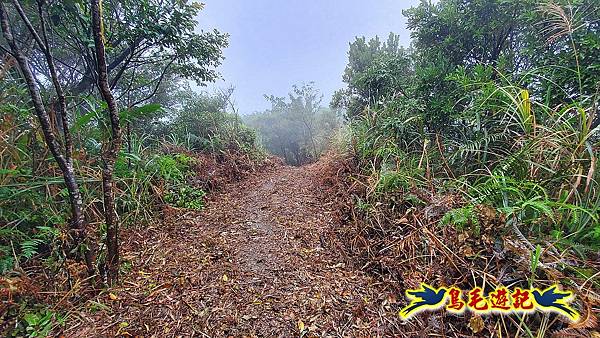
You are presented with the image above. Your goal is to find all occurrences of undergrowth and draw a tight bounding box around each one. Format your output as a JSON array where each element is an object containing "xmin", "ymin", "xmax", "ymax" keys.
[
  {"xmin": 0, "ymin": 85, "xmax": 267, "ymax": 336},
  {"xmin": 324, "ymin": 1, "xmax": 600, "ymax": 336}
]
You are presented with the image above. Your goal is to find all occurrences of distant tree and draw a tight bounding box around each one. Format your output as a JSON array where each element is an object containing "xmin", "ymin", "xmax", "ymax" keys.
[
  {"xmin": 287, "ymin": 83, "xmax": 323, "ymax": 159},
  {"xmin": 332, "ymin": 33, "xmax": 413, "ymax": 118},
  {"xmin": 246, "ymin": 83, "xmax": 339, "ymax": 165},
  {"xmin": 334, "ymin": 1, "xmax": 530, "ymax": 127}
]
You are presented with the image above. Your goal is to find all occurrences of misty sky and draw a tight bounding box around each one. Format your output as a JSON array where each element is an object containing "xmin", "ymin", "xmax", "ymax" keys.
[{"xmin": 195, "ymin": 0, "xmax": 420, "ymax": 114}]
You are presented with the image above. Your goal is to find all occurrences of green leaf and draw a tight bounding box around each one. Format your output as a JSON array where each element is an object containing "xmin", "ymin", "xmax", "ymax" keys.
[
  {"xmin": 120, "ymin": 104, "xmax": 163, "ymax": 122},
  {"xmin": 73, "ymin": 110, "xmax": 99, "ymax": 131}
]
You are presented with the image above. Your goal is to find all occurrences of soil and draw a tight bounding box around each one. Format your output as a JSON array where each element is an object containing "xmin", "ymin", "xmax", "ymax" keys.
[{"xmin": 66, "ymin": 163, "xmax": 405, "ymax": 337}]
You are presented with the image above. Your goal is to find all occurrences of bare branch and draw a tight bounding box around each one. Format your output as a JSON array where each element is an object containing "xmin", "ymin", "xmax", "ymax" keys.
[{"xmin": 130, "ymin": 57, "xmax": 176, "ymax": 107}]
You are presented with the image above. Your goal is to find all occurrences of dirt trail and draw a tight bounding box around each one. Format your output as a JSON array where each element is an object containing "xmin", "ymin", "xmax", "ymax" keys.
[{"xmin": 69, "ymin": 164, "xmax": 402, "ymax": 337}]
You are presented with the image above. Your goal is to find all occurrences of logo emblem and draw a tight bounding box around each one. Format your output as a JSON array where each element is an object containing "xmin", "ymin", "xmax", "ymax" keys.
[{"xmin": 399, "ymin": 283, "xmax": 579, "ymax": 322}]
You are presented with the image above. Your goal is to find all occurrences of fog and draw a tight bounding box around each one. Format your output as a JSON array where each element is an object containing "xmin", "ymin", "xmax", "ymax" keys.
[{"xmin": 196, "ymin": 0, "xmax": 419, "ymax": 115}]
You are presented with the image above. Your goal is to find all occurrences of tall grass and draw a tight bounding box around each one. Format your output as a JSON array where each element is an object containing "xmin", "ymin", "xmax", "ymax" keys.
[{"xmin": 348, "ymin": 64, "xmax": 599, "ymax": 252}]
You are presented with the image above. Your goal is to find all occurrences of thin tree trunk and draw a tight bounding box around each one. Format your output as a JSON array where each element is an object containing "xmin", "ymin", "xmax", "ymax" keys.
[
  {"xmin": 12, "ymin": 0, "xmax": 83, "ymax": 226},
  {"xmin": 91, "ymin": 0, "xmax": 122, "ymax": 284},
  {"xmin": 300, "ymin": 117, "xmax": 318, "ymax": 161},
  {"xmin": 0, "ymin": 2, "xmax": 94, "ymax": 275}
]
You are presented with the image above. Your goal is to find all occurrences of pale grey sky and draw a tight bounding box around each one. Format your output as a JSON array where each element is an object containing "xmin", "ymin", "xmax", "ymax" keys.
[{"xmin": 196, "ymin": 0, "xmax": 420, "ymax": 114}]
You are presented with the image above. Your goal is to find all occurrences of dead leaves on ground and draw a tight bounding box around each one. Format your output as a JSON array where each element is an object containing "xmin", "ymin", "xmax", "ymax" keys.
[{"xmin": 63, "ymin": 165, "xmax": 390, "ymax": 337}]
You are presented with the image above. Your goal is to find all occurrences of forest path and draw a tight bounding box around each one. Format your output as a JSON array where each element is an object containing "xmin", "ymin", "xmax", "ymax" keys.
[{"xmin": 71, "ymin": 163, "xmax": 398, "ymax": 337}]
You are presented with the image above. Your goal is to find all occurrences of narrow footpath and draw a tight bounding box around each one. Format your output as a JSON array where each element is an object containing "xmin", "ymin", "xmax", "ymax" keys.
[{"xmin": 68, "ymin": 164, "xmax": 403, "ymax": 337}]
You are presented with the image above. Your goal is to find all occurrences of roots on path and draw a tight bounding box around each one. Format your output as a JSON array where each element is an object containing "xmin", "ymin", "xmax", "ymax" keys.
[{"xmin": 68, "ymin": 163, "xmax": 403, "ymax": 337}]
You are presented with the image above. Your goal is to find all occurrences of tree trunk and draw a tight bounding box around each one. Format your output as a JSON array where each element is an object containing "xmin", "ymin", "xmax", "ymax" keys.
[
  {"xmin": 91, "ymin": 0, "xmax": 122, "ymax": 285},
  {"xmin": 300, "ymin": 116, "xmax": 318, "ymax": 161},
  {"xmin": 0, "ymin": 2, "xmax": 94, "ymax": 275}
]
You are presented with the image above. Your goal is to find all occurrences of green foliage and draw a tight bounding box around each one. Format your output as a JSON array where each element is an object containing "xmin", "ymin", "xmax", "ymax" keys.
[
  {"xmin": 0, "ymin": 244, "xmax": 15, "ymax": 273},
  {"xmin": 376, "ymin": 170, "xmax": 411, "ymax": 194},
  {"xmin": 156, "ymin": 154, "xmax": 190, "ymax": 183},
  {"xmin": 164, "ymin": 185, "xmax": 206, "ymax": 210},
  {"xmin": 336, "ymin": 0, "xmax": 600, "ymax": 256},
  {"xmin": 0, "ymin": 175, "xmax": 66, "ymax": 273},
  {"xmin": 332, "ymin": 33, "xmax": 413, "ymax": 118},
  {"xmin": 592, "ymin": 224, "xmax": 600, "ymax": 240},
  {"xmin": 1, "ymin": 65, "xmax": 265, "ymax": 281},
  {"xmin": 166, "ymin": 89, "xmax": 263, "ymax": 159},
  {"xmin": 530, "ymin": 244, "xmax": 542, "ymax": 285},
  {"xmin": 441, "ymin": 205, "xmax": 480, "ymax": 232},
  {"xmin": 150, "ymin": 153, "xmax": 206, "ymax": 210},
  {"xmin": 45, "ymin": 0, "xmax": 227, "ymax": 93},
  {"xmin": 0, "ymin": 84, "xmax": 262, "ymax": 275},
  {"xmin": 245, "ymin": 83, "xmax": 340, "ymax": 165},
  {"xmin": 15, "ymin": 309, "xmax": 64, "ymax": 338}
]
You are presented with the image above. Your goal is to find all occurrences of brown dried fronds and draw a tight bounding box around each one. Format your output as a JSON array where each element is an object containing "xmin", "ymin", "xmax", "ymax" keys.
[
  {"xmin": 0, "ymin": 54, "xmax": 15, "ymax": 80},
  {"xmin": 551, "ymin": 328, "xmax": 598, "ymax": 338},
  {"xmin": 569, "ymin": 297, "xmax": 598, "ymax": 330}
]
